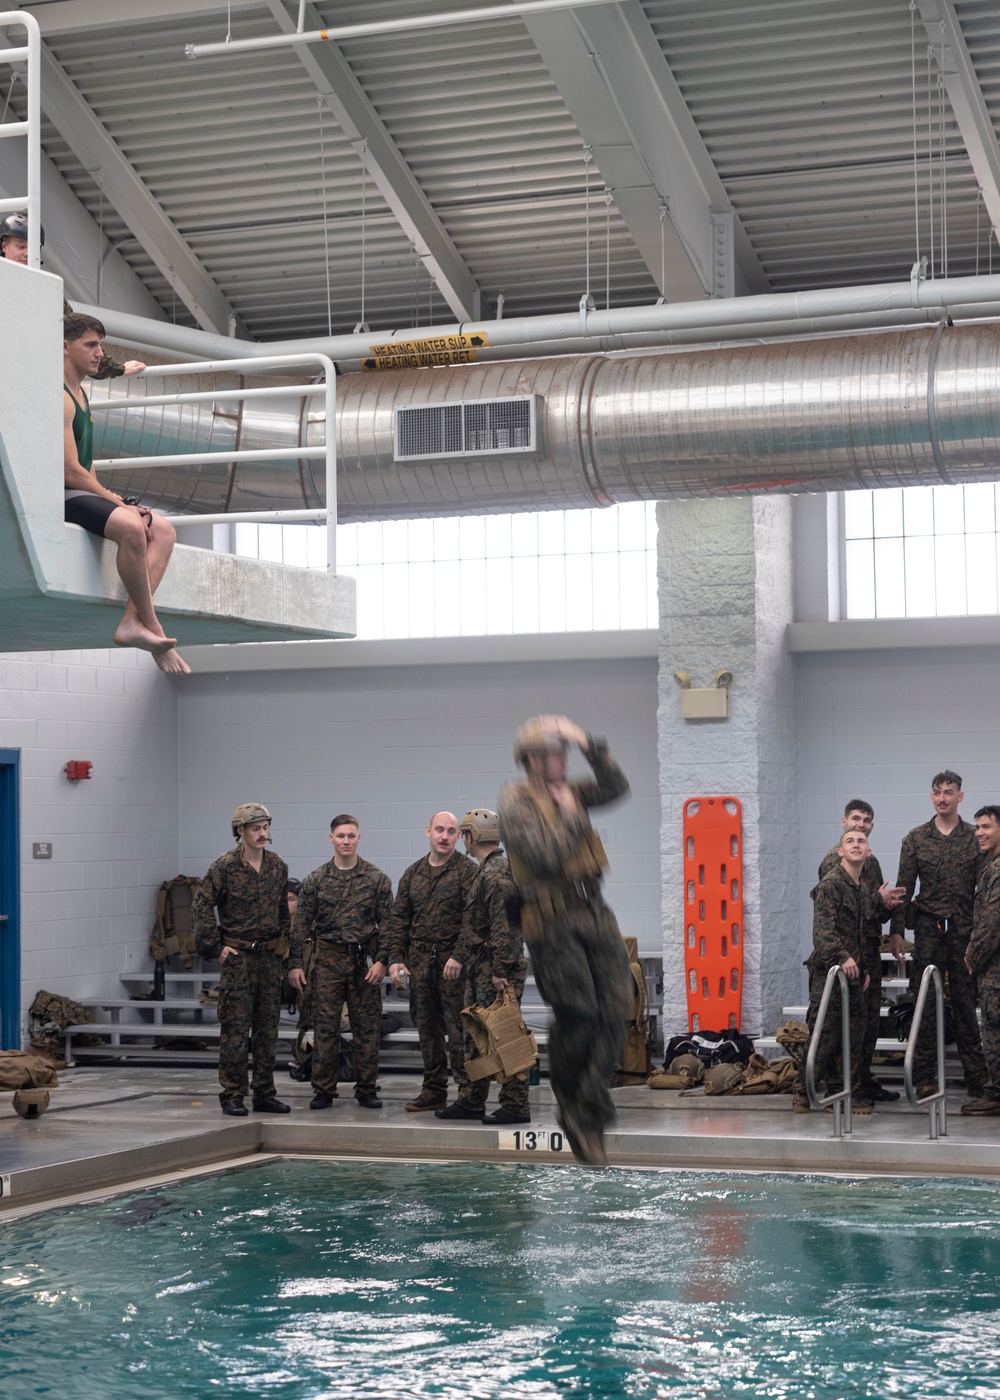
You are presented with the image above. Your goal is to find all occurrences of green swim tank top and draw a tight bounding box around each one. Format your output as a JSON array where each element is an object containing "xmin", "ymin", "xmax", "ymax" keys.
[{"xmin": 64, "ymin": 384, "xmax": 93, "ymax": 473}]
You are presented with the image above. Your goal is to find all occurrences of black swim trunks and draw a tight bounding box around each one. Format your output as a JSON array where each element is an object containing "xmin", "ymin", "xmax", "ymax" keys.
[{"xmin": 64, "ymin": 493, "xmax": 118, "ymax": 537}]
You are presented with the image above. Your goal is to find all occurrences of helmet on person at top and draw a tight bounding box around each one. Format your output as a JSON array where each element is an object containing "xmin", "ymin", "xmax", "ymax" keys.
[
  {"xmin": 232, "ymin": 802, "xmax": 273, "ymax": 841},
  {"xmin": 512, "ymin": 717, "xmax": 568, "ymax": 768},
  {"xmin": 459, "ymin": 809, "xmax": 500, "ymax": 845},
  {"xmin": 0, "ymin": 210, "xmax": 43, "ymax": 247}
]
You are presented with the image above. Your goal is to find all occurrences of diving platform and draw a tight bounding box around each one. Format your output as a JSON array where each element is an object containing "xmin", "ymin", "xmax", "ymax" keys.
[{"xmin": 0, "ymin": 259, "xmax": 355, "ymax": 651}]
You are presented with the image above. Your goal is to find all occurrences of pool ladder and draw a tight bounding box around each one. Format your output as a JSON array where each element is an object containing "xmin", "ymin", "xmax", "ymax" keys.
[
  {"xmin": 807, "ymin": 961, "xmax": 947, "ymax": 1139},
  {"xmin": 903, "ymin": 963, "xmax": 948, "ymax": 1139},
  {"xmin": 805, "ymin": 965, "xmax": 853, "ymax": 1137}
]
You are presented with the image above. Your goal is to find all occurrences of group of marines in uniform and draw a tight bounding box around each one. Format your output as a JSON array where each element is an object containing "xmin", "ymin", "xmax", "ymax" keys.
[
  {"xmin": 798, "ymin": 769, "xmax": 1000, "ymax": 1116},
  {"xmin": 191, "ymin": 715, "xmax": 635, "ymax": 1168}
]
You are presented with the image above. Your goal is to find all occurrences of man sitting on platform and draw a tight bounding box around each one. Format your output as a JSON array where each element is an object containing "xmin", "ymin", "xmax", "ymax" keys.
[{"xmin": 63, "ymin": 314, "xmax": 189, "ymax": 675}]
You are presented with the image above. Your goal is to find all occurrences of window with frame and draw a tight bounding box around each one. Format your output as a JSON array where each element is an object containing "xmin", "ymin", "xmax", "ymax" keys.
[
  {"xmin": 844, "ymin": 483, "xmax": 1000, "ymax": 618},
  {"xmin": 235, "ymin": 501, "xmax": 658, "ymax": 640}
]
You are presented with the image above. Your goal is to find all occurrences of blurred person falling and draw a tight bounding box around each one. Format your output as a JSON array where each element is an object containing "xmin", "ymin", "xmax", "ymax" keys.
[{"xmin": 498, "ymin": 716, "xmax": 633, "ymax": 1166}]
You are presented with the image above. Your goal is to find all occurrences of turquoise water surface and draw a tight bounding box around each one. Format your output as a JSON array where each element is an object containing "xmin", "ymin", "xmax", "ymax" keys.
[{"xmin": 2, "ymin": 1160, "xmax": 1000, "ymax": 1399}]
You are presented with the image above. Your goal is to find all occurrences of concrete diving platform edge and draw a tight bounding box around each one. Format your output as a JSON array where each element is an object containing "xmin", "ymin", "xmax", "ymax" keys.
[{"xmin": 0, "ymin": 258, "xmax": 356, "ymax": 650}]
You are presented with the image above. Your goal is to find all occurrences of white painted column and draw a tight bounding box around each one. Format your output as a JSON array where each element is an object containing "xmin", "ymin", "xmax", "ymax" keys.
[{"xmin": 657, "ymin": 496, "xmax": 800, "ymax": 1039}]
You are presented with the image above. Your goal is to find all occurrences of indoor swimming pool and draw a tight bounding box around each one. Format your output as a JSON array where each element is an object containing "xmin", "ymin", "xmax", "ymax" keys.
[{"xmin": 2, "ymin": 1158, "xmax": 999, "ymax": 1399}]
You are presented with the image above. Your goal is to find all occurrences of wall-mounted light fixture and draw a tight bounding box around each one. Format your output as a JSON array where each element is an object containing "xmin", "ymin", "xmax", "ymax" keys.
[{"xmin": 673, "ymin": 669, "xmax": 733, "ymax": 720}]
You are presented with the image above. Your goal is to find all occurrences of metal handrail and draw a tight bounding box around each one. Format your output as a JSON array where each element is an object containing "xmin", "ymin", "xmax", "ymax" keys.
[
  {"xmin": 0, "ymin": 12, "xmax": 41, "ymax": 268},
  {"xmin": 903, "ymin": 963, "xmax": 948, "ymax": 1139},
  {"xmin": 805, "ymin": 964, "xmax": 853, "ymax": 1137},
  {"xmin": 90, "ymin": 353, "xmax": 338, "ymax": 572}
]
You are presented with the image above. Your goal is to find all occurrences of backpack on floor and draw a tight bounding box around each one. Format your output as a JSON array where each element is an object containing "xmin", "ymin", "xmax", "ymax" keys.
[{"xmin": 662, "ymin": 1028, "xmax": 755, "ymax": 1069}]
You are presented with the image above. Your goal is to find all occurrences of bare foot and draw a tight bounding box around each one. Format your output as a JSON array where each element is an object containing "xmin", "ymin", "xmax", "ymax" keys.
[
  {"xmin": 154, "ymin": 646, "xmax": 192, "ymax": 676},
  {"xmin": 113, "ymin": 620, "xmax": 177, "ymax": 655}
]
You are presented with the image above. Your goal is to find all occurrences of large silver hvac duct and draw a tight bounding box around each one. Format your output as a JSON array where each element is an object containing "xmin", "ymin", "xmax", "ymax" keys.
[{"xmin": 91, "ymin": 323, "xmax": 1000, "ymax": 522}]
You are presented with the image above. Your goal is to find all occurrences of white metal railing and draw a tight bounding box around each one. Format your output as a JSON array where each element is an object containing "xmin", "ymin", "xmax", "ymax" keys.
[
  {"xmin": 0, "ymin": 12, "xmax": 40, "ymax": 268},
  {"xmin": 903, "ymin": 963, "xmax": 948, "ymax": 1140},
  {"xmin": 90, "ymin": 353, "xmax": 338, "ymax": 571},
  {"xmin": 805, "ymin": 964, "xmax": 853, "ymax": 1138}
]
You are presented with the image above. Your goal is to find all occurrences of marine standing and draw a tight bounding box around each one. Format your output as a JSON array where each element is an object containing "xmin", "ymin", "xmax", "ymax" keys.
[
  {"xmin": 290, "ymin": 814, "xmax": 393, "ymax": 1111},
  {"xmin": 794, "ymin": 828, "xmax": 872, "ymax": 1112},
  {"xmin": 385, "ymin": 812, "xmax": 478, "ymax": 1113},
  {"xmin": 193, "ymin": 803, "xmax": 297, "ymax": 1116},
  {"xmin": 962, "ymin": 806, "xmax": 1000, "ymax": 1116},
  {"xmin": 889, "ymin": 770, "xmax": 987, "ymax": 1103},
  {"xmin": 498, "ymin": 715, "xmax": 633, "ymax": 1167},
  {"xmin": 439, "ymin": 808, "xmax": 531, "ymax": 1125},
  {"xmin": 817, "ymin": 800, "xmax": 904, "ymax": 1104}
]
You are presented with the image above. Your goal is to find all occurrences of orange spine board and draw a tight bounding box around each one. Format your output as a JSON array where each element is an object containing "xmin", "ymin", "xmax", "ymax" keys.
[{"xmin": 682, "ymin": 796, "xmax": 744, "ymax": 1034}]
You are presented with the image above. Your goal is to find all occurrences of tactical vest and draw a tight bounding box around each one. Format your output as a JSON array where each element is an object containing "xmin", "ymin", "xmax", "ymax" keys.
[
  {"xmin": 501, "ymin": 789, "xmax": 605, "ymax": 918},
  {"xmin": 461, "ymin": 988, "xmax": 538, "ymax": 1083},
  {"xmin": 619, "ymin": 934, "xmax": 651, "ymax": 1080},
  {"xmin": 150, "ymin": 876, "xmax": 204, "ymax": 968}
]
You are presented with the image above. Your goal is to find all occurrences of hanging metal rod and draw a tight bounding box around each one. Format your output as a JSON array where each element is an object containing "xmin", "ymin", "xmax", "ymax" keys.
[{"xmin": 186, "ymin": 0, "xmax": 626, "ymax": 59}]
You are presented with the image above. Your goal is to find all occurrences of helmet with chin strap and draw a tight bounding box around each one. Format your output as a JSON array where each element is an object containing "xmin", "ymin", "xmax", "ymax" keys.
[{"xmin": 232, "ymin": 802, "xmax": 273, "ymax": 842}]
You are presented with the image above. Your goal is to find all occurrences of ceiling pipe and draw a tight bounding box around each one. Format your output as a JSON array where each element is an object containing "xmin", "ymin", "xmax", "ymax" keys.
[
  {"xmin": 91, "ymin": 321, "xmax": 1000, "ymax": 523},
  {"xmin": 77, "ymin": 273, "xmax": 1000, "ymax": 372},
  {"xmin": 185, "ymin": 0, "xmax": 627, "ymax": 61}
]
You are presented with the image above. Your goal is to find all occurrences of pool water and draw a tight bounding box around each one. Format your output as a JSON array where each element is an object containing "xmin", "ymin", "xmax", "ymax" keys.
[{"xmin": 3, "ymin": 1160, "xmax": 1000, "ymax": 1399}]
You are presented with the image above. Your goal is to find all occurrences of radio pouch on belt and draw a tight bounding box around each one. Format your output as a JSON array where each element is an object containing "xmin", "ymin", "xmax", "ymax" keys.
[{"xmin": 461, "ymin": 988, "xmax": 538, "ymax": 1083}]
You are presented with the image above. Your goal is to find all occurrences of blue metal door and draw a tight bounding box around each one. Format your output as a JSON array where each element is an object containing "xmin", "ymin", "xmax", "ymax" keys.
[{"xmin": 0, "ymin": 749, "xmax": 21, "ymax": 1049}]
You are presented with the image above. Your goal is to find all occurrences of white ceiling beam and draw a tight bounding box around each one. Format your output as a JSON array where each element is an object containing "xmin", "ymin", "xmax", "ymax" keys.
[
  {"xmin": 918, "ymin": 0, "xmax": 1000, "ymax": 237},
  {"xmin": 263, "ymin": 0, "xmax": 482, "ymax": 321},
  {"xmin": 0, "ymin": 134, "xmax": 165, "ymax": 318},
  {"xmin": 524, "ymin": 0, "xmax": 768, "ymax": 300},
  {"xmin": 35, "ymin": 41, "xmax": 247, "ymax": 336},
  {"xmin": 22, "ymin": 1, "xmax": 257, "ymax": 37}
]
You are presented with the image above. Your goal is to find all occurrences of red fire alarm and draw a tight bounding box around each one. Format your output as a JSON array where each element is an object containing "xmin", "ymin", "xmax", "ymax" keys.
[{"xmin": 64, "ymin": 761, "xmax": 93, "ymax": 781}]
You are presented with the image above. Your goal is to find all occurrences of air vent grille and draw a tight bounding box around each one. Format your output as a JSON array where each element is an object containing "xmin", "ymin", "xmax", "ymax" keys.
[{"xmin": 394, "ymin": 396, "xmax": 539, "ymax": 461}]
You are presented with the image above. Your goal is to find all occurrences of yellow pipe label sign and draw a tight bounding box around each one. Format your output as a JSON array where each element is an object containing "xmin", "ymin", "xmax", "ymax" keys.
[{"xmin": 362, "ymin": 331, "xmax": 490, "ymax": 370}]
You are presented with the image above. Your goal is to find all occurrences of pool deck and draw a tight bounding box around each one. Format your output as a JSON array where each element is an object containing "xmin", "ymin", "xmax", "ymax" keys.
[{"xmin": 4, "ymin": 1065, "xmax": 1000, "ymax": 1211}]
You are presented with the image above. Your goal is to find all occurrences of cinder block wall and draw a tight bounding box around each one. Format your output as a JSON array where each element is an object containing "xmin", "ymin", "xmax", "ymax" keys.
[
  {"xmin": 2, "ymin": 648, "xmax": 178, "ymax": 1025},
  {"xmin": 796, "ymin": 645, "xmax": 1000, "ymax": 971},
  {"xmin": 177, "ymin": 656, "xmax": 663, "ymax": 955}
]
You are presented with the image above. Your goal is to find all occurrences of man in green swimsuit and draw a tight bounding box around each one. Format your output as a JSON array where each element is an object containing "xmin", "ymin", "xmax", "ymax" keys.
[{"xmin": 64, "ymin": 314, "xmax": 190, "ymax": 674}]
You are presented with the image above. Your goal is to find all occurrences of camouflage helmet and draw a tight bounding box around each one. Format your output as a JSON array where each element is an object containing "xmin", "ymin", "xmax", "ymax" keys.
[
  {"xmin": 512, "ymin": 716, "xmax": 568, "ymax": 768},
  {"xmin": 0, "ymin": 210, "xmax": 43, "ymax": 246},
  {"xmin": 459, "ymin": 808, "xmax": 500, "ymax": 845},
  {"xmin": 232, "ymin": 802, "xmax": 273, "ymax": 841},
  {"xmin": 13, "ymin": 1088, "xmax": 50, "ymax": 1119},
  {"xmin": 667, "ymin": 1053, "xmax": 705, "ymax": 1086}
]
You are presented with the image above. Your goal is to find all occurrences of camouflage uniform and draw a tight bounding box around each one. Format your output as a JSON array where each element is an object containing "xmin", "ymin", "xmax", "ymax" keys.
[
  {"xmin": 193, "ymin": 847, "xmax": 290, "ymax": 1106},
  {"xmin": 795, "ymin": 865, "xmax": 870, "ymax": 1099},
  {"xmin": 964, "ymin": 854, "xmax": 1000, "ymax": 1098},
  {"xmin": 295, "ymin": 856, "xmax": 393, "ymax": 1100},
  {"xmin": 890, "ymin": 817, "xmax": 986, "ymax": 1090},
  {"xmin": 383, "ymin": 850, "xmax": 478, "ymax": 1100},
  {"xmin": 498, "ymin": 739, "xmax": 633, "ymax": 1142},
  {"xmin": 451, "ymin": 847, "xmax": 530, "ymax": 1117},
  {"xmin": 818, "ymin": 846, "xmax": 887, "ymax": 1084}
]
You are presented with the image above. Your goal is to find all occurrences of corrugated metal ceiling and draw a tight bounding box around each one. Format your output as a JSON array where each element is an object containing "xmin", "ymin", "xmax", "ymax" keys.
[{"xmin": 12, "ymin": 0, "xmax": 1000, "ymax": 337}]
